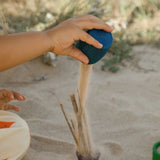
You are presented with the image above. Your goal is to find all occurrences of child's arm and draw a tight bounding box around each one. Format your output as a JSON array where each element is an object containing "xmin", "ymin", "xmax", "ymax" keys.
[
  {"xmin": 0, "ymin": 15, "xmax": 113, "ymax": 71},
  {"xmin": 0, "ymin": 89, "xmax": 26, "ymax": 112},
  {"xmin": 0, "ymin": 31, "xmax": 51, "ymax": 71}
]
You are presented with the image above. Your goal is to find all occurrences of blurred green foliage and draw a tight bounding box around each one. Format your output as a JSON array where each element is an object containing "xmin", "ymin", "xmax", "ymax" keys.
[{"xmin": 101, "ymin": 32, "xmax": 132, "ymax": 72}]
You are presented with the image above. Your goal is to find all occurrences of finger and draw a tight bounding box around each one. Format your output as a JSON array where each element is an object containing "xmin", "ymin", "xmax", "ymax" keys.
[
  {"xmin": 78, "ymin": 29, "xmax": 103, "ymax": 49},
  {"xmin": 3, "ymin": 104, "xmax": 21, "ymax": 112},
  {"xmin": 0, "ymin": 89, "xmax": 6, "ymax": 99},
  {"xmin": 1, "ymin": 89, "xmax": 14, "ymax": 102},
  {"xmin": 11, "ymin": 91, "xmax": 26, "ymax": 101},
  {"xmin": 0, "ymin": 89, "xmax": 5, "ymax": 99},
  {"xmin": 7, "ymin": 91, "xmax": 15, "ymax": 100},
  {"xmin": 76, "ymin": 15, "xmax": 113, "ymax": 32},
  {"xmin": 77, "ymin": 20, "xmax": 113, "ymax": 32},
  {"xmin": 60, "ymin": 46, "xmax": 89, "ymax": 64}
]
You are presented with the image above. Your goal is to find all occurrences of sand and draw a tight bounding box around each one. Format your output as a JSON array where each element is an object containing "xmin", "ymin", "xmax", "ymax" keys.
[{"xmin": 0, "ymin": 45, "xmax": 160, "ymax": 160}]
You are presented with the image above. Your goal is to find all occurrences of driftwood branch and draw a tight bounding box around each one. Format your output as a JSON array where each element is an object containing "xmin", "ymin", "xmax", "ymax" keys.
[
  {"xmin": 56, "ymin": 96, "xmax": 78, "ymax": 145},
  {"xmin": 56, "ymin": 63, "xmax": 100, "ymax": 159}
]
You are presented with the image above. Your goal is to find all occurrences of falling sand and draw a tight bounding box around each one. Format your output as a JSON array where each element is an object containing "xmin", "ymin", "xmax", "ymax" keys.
[
  {"xmin": 76, "ymin": 63, "xmax": 94, "ymax": 158},
  {"xmin": 78, "ymin": 63, "xmax": 92, "ymax": 107},
  {"xmin": 57, "ymin": 63, "xmax": 100, "ymax": 160}
]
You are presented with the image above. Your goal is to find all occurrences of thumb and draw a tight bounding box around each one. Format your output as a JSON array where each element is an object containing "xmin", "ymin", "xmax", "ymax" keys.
[{"xmin": 62, "ymin": 46, "xmax": 89, "ymax": 64}]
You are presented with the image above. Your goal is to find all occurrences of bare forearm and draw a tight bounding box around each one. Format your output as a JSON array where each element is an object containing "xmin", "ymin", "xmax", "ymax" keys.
[
  {"xmin": 0, "ymin": 31, "xmax": 52, "ymax": 71},
  {"xmin": 0, "ymin": 15, "xmax": 113, "ymax": 72}
]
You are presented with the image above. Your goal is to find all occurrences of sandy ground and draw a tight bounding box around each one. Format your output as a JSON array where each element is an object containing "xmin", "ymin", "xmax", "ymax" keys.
[{"xmin": 0, "ymin": 45, "xmax": 160, "ymax": 160}]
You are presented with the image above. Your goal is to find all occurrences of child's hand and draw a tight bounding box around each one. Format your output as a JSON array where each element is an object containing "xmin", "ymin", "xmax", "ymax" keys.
[
  {"xmin": 45, "ymin": 15, "xmax": 113, "ymax": 64},
  {"xmin": 0, "ymin": 15, "xmax": 113, "ymax": 71},
  {"xmin": 0, "ymin": 89, "xmax": 26, "ymax": 112}
]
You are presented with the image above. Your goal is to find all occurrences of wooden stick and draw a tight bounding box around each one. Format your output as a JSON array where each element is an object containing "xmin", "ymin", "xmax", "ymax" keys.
[
  {"xmin": 70, "ymin": 113, "xmax": 76, "ymax": 131},
  {"xmin": 77, "ymin": 89, "xmax": 92, "ymax": 156},
  {"xmin": 56, "ymin": 97, "xmax": 78, "ymax": 145},
  {"xmin": 69, "ymin": 94, "xmax": 86, "ymax": 154},
  {"xmin": 60, "ymin": 104, "xmax": 78, "ymax": 145},
  {"xmin": 70, "ymin": 93, "xmax": 84, "ymax": 153},
  {"xmin": 70, "ymin": 94, "xmax": 79, "ymax": 114}
]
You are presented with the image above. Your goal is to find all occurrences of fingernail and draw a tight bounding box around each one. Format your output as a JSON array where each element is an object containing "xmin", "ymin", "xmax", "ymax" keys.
[
  {"xmin": 11, "ymin": 95, "xmax": 14, "ymax": 99},
  {"xmin": 99, "ymin": 43, "xmax": 103, "ymax": 48},
  {"xmin": 83, "ymin": 59, "xmax": 89, "ymax": 64},
  {"xmin": 110, "ymin": 26, "xmax": 114, "ymax": 30},
  {"xmin": 17, "ymin": 108, "xmax": 21, "ymax": 112},
  {"xmin": 23, "ymin": 96, "xmax": 26, "ymax": 99},
  {"xmin": 19, "ymin": 96, "xmax": 24, "ymax": 100}
]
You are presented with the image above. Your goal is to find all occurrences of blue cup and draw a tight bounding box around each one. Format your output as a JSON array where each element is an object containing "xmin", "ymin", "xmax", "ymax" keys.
[{"xmin": 75, "ymin": 29, "xmax": 113, "ymax": 64}]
